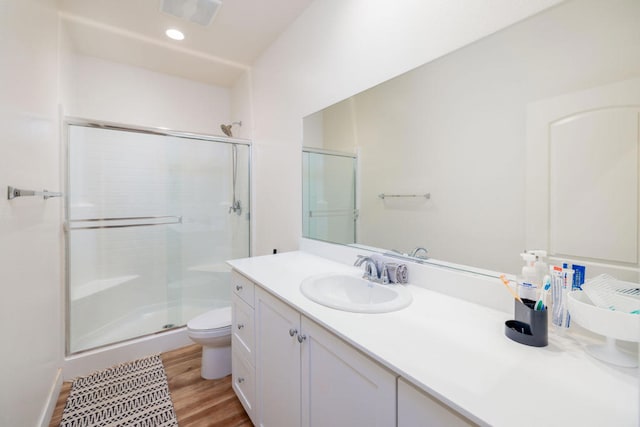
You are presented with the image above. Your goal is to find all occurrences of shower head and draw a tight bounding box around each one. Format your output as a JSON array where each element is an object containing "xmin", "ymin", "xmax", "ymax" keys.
[
  {"xmin": 221, "ymin": 121, "xmax": 242, "ymax": 137},
  {"xmin": 221, "ymin": 124, "xmax": 232, "ymax": 137}
]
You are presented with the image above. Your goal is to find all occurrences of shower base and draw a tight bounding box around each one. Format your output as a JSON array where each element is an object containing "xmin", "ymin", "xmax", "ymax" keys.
[{"xmin": 65, "ymin": 299, "xmax": 227, "ymax": 380}]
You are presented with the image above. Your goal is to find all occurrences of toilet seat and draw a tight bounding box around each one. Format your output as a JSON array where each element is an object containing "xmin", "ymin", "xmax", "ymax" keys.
[{"xmin": 187, "ymin": 306, "xmax": 232, "ymax": 332}]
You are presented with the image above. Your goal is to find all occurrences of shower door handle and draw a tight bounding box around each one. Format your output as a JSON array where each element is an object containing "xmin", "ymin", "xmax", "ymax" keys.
[{"xmin": 66, "ymin": 216, "xmax": 182, "ymax": 230}]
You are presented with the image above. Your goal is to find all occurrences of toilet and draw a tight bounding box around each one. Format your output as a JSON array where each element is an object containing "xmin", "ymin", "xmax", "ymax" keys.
[{"xmin": 186, "ymin": 306, "xmax": 232, "ymax": 380}]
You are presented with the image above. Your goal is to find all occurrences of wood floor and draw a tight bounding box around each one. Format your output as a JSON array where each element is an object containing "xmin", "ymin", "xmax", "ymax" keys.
[{"xmin": 49, "ymin": 344, "xmax": 252, "ymax": 427}]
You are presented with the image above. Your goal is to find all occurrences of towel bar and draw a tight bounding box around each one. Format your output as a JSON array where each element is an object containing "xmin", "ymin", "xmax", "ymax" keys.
[
  {"xmin": 7, "ymin": 186, "xmax": 62, "ymax": 200},
  {"xmin": 378, "ymin": 193, "xmax": 430, "ymax": 200},
  {"xmin": 308, "ymin": 209, "xmax": 359, "ymax": 219}
]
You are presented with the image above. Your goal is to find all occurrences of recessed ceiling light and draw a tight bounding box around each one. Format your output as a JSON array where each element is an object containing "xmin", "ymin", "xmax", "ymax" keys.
[{"xmin": 165, "ymin": 29, "xmax": 185, "ymax": 41}]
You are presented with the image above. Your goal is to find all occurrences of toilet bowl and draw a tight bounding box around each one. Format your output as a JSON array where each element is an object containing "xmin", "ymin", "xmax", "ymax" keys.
[{"xmin": 187, "ymin": 306, "xmax": 232, "ymax": 380}]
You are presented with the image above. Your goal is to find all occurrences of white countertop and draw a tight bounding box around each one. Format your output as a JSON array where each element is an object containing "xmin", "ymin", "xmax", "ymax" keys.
[{"xmin": 228, "ymin": 251, "xmax": 639, "ymax": 427}]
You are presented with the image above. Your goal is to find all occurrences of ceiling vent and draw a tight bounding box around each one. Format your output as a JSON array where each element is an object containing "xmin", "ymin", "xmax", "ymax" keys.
[{"xmin": 160, "ymin": 0, "xmax": 223, "ymax": 27}]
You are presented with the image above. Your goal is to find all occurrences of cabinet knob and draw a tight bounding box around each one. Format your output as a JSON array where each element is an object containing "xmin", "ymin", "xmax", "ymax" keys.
[
  {"xmin": 237, "ymin": 377, "xmax": 245, "ymax": 384},
  {"xmin": 235, "ymin": 284, "xmax": 243, "ymax": 291},
  {"xmin": 289, "ymin": 328, "xmax": 298, "ymax": 337},
  {"xmin": 297, "ymin": 334, "xmax": 307, "ymax": 343},
  {"xmin": 237, "ymin": 323, "xmax": 244, "ymax": 330}
]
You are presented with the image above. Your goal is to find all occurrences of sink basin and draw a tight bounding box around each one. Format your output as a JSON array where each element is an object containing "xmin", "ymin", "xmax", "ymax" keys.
[{"xmin": 300, "ymin": 273, "xmax": 412, "ymax": 313}]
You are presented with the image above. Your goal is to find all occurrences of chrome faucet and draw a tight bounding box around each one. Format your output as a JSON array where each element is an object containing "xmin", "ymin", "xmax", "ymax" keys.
[
  {"xmin": 409, "ymin": 247, "xmax": 429, "ymax": 259},
  {"xmin": 354, "ymin": 255, "xmax": 378, "ymax": 280},
  {"xmin": 354, "ymin": 255, "xmax": 390, "ymax": 284}
]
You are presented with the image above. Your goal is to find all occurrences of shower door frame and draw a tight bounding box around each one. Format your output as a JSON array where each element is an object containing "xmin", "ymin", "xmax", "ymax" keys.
[{"xmin": 63, "ymin": 117, "xmax": 252, "ymax": 356}]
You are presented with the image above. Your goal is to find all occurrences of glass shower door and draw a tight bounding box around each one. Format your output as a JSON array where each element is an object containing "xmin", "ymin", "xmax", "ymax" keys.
[
  {"xmin": 302, "ymin": 150, "xmax": 357, "ymax": 244},
  {"xmin": 66, "ymin": 124, "xmax": 250, "ymax": 353}
]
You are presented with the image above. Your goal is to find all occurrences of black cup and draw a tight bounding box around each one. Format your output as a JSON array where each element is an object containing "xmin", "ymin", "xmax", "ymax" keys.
[{"xmin": 504, "ymin": 298, "xmax": 548, "ymax": 347}]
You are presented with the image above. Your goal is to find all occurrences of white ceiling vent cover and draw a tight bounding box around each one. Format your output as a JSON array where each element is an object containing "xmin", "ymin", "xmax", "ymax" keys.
[{"xmin": 161, "ymin": 0, "xmax": 223, "ymax": 27}]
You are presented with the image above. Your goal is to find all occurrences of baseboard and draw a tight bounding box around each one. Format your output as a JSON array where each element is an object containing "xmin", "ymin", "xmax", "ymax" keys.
[{"xmin": 39, "ymin": 368, "xmax": 63, "ymax": 427}]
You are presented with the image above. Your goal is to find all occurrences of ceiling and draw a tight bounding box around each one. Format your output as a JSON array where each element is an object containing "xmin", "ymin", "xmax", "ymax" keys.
[{"xmin": 59, "ymin": 0, "xmax": 314, "ymax": 87}]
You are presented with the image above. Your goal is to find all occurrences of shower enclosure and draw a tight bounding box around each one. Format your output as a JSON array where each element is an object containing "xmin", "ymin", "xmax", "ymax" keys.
[{"xmin": 65, "ymin": 120, "xmax": 250, "ymax": 354}]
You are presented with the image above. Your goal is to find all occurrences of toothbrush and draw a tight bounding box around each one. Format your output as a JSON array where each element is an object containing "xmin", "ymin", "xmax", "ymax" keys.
[
  {"xmin": 499, "ymin": 274, "xmax": 522, "ymax": 303},
  {"xmin": 534, "ymin": 275, "xmax": 551, "ymax": 311}
]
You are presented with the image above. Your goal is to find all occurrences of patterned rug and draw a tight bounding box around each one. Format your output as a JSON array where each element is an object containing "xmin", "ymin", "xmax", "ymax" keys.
[{"xmin": 60, "ymin": 354, "xmax": 178, "ymax": 427}]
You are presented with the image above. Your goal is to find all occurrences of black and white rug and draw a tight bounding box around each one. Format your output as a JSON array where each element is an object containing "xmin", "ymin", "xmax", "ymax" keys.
[{"xmin": 60, "ymin": 354, "xmax": 178, "ymax": 427}]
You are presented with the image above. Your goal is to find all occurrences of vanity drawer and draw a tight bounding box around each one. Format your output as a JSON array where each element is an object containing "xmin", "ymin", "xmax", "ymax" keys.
[
  {"xmin": 232, "ymin": 270, "xmax": 255, "ymax": 307},
  {"xmin": 232, "ymin": 348, "xmax": 256, "ymax": 423},
  {"xmin": 232, "ymin": 294, "xmax": 255, "ymax": 365}
]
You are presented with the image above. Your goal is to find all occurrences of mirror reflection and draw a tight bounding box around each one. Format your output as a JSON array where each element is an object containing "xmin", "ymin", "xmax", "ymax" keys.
[
  {"xmin": 302, "ymin": 149, "xmax": 357, "ymax": 245},
  {"xmin": 302, "ymin": 0, "xmax": 640, "ymax": 277}
]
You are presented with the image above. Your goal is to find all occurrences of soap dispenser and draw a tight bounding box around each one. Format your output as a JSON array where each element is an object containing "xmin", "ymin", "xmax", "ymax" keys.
[
  {"xmin": 530, "ymin": 250, "xmax": 548, "ymax": 285},
  {"xmin": 518, "ymin": 251, "xmax": 539, "ymax": 300}
]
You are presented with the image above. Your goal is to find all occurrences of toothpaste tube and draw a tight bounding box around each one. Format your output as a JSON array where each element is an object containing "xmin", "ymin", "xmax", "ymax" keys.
[
  {"xmin": 550, "ymin": 265, "xmax": 565, "ymax": 327},
  {"xmin": 562, "ymin": 265, "xmax": 574, "ymax": 328},
  {"xmin": 549, "ymin": 264, "xmax": 574, "ymax": 329}
]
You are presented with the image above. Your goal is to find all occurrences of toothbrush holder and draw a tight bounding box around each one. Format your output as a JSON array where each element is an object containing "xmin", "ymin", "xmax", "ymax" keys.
[{"xmin": 504, "ymin": 298, "xmax": 548, "ymax": 347}]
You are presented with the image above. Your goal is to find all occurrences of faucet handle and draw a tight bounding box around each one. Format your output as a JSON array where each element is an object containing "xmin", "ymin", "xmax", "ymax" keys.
[
  {"xmin": 380, "ymin": 263, "xmax": 389, "ymax": 285},
  {"xmin": 354, "ymin": 255, "xmax": 367, "ymax": 266}
]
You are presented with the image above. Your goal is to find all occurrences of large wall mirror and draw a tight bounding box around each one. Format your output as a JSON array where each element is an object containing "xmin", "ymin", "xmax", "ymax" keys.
[{"xmin": 302, "ymin": 0, "xmax": 640, "ymax": 280}]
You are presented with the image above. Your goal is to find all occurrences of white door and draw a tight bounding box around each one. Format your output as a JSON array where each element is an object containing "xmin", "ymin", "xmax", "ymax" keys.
[
  {"xmin": 526, "ymin": 77, "xmax": 640, "ymax": 281},
  {"xmin": 255, "ymin": 288, "xmax": 301, "ymax": 427},
  {"xmin": 300, "ymin": 316, "xmax": 397, "ymax": 427}
]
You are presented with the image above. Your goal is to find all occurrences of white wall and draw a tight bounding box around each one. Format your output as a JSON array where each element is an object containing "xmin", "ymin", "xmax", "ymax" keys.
[
  {"xmin": 65, "ymin": 54, "xmax": 231, "ymax": 135},
  {"xmin": 229, "ymin": 71, "xmax": 253, "ymax": 140},
  {"xmin": 0, "ymin": 0, "xmax": 63, "ymax": 425},
  {"xmin": 240, "ymin": 0, "xmax": 563, "ymax": 256}
]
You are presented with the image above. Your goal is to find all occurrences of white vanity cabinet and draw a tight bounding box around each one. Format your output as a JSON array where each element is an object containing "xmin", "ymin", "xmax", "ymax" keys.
[
  {"xmin": 300, "ymin": 316, "xmax": 397, "ymax": 426},
  {"xmin": 231, "ymin": 271, "xmax": 257, "ymax": 424},
  {"xmin": 252, "ymin": 284, "xmax": 397, "ymax": 427},
  {"xmin": 255, "ymin": 285, "xmax": 302, "ymax": 426},
  {"xmin": 397, "ymin": 378, "xmax": 476, "ymax": 427}
]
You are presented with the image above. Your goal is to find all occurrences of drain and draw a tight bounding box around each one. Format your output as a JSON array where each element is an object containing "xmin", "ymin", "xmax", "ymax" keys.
[{"xmin": 162, "ymin": 324, "xmax": 176, "ymax": 329}]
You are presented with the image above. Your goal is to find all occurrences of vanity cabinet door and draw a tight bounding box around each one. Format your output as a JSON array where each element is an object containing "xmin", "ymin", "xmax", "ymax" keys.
[
  {"xmin": 398, "ymin": 378, "xmax": 476, "ymax": 427},
  {"xmin": 300, "ymin": 316, "xmax": 397, "ymax": 427},
  {"xmin": 255, "ymin": 287, "xmax": 302, "ymax": 427}
]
